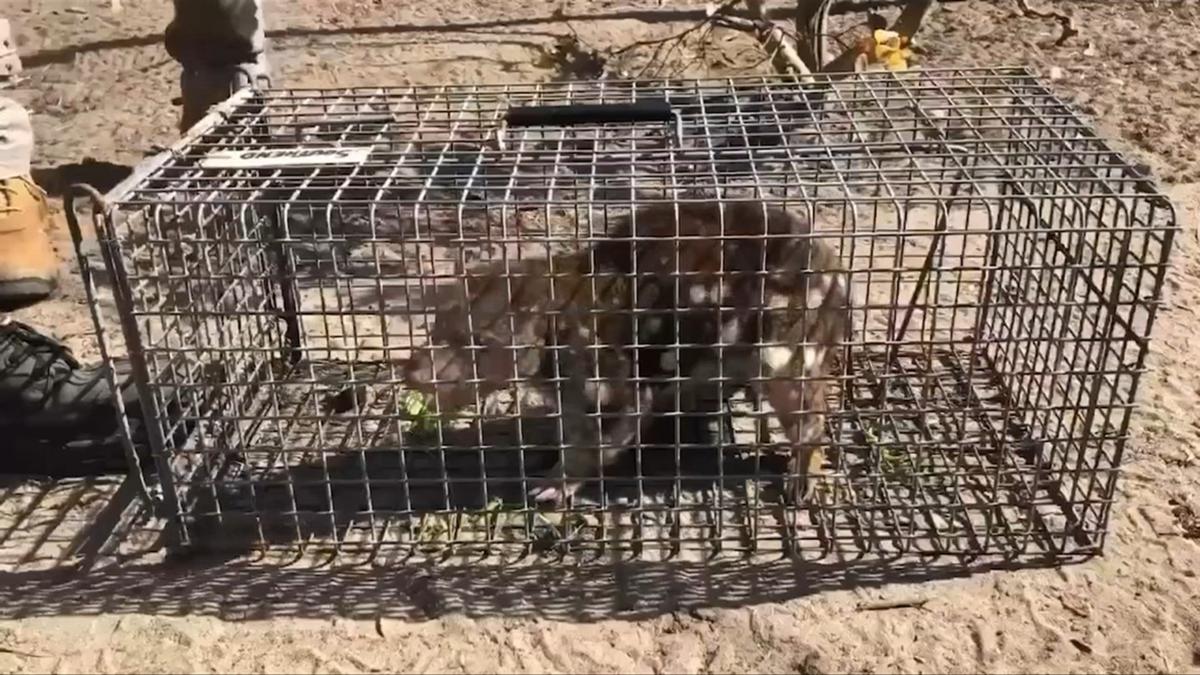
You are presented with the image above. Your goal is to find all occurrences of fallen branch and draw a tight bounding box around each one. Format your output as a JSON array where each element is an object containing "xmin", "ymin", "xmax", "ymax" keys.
[
  {"xmin": 1015, "ymin": 0, "xmax": 1079, "ymax": 46},
  {"xmin": 794, "ymin": 0, "xmax": 835, "ymax": 72},
  {"xmin": 631, "ymin": 0, "xmax": 935, "ymax": 82},
  {"xmin": 611, "ymin": 0, "xmax": 741, "ymax": 57},
  {"xmin": 0, "ymin": 646, "xmax": 47, "ymax": 659},
  {"xmin": 709, "ymin": 5, "xmax": 813, "ymax": 77}
]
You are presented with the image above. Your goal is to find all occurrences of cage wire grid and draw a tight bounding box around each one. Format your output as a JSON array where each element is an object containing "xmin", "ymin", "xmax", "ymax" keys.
[{"xmin": 76, "ymin": 66, "xmax": 1176, "ymax": 564}]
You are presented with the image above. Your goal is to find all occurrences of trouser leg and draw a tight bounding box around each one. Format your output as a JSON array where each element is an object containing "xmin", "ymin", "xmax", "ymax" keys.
[
  {"xmin": 0, "ymin": 95, "xmax": 32, "ymax": 180},
  {"xmin": 164, "ymin": 0, "xmax": 272, "ymax": 132},
  {"xmin": 1, "ymin": 19, "xmax": 57, "ymax": 305}
]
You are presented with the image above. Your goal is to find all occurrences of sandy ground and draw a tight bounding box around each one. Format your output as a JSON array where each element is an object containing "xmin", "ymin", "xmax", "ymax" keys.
[{"xmin": 1, "ymin": 0, "xmax": 1199, "ymax": 672}]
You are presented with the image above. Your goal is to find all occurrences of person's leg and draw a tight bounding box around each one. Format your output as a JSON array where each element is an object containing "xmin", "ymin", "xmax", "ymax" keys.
[
  {"xmin": 0, "ymin": 110, "xmax": 147, "ymax": 475},
  {"xmin": 0, "ymin": 315, "xmax": 154, "ymax": 477},
  {"xmin": 0, "ymin": 18, "xmax": 143, "ymax": 476},
  {"xmin": 1, "ymin": 18, "xmax": 58, "ymax": 307},
  {"xmin": 165, "ymin": 0, "xmax": 271, "ymax": 132}
]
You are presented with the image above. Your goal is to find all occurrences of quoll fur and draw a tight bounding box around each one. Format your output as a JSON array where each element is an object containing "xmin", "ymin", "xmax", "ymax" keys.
[
  {"xmin": 402, "ymin": 200, "xmax": 852, "ymax": 505},
  {"xmin": 401, "ymin": 251, "xmax": 665, "ymax": 503},
  {"xmin": 576, "ymin": 200, "xmax": 853, "ymax": 504},
  {"xmin": 402, "ymin": 252, "xmax": 596, "ymax": 413}
]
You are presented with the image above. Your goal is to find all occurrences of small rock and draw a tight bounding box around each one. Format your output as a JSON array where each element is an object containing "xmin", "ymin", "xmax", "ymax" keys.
[
  {"xmin": 1070, "ymin": 638, "xmax": 1093, "ymax": 654},
  {"xmin": 1083, "ymin": 42, "xmax": 1098, "ymax": 57},
  {"xmin": 1048, "ymin": 66, "xmax": 1065, "ymax": 81}
]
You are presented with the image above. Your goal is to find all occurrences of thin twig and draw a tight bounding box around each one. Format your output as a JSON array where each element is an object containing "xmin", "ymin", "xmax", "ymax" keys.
[
  {"xmin": 1014, "ymin": 0, "xmax": 1079, "ymax": 46},
  {"xmin": 611, "ymin": 0, "xmax": 740, "ymax": 57},
  {"xmin": 710, "ymin": 10, "xmax": 813, "ymax": 77},
  {"xmin": 0, "ymin": 647, "xmax": 47, "ymax": 659},
  {"xmin": 857, "ymin": 597, "xmax": 930, "ymax": 611},
  {"xmin": 610, "ymin": 0, "xmax": 743, "ymax": 79}
]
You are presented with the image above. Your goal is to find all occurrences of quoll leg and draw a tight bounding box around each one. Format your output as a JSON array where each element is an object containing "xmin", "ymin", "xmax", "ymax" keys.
[
  {"xmin": 759, "ymin": 351, "xmax": 831, "ymax": 505},
  {"xmin": 529, "ymin": 338, "xmax": 655, "ymax": 504},
  {"xmin": 529, "ymin": 389, "xmax": 653, "ymax": 504}
]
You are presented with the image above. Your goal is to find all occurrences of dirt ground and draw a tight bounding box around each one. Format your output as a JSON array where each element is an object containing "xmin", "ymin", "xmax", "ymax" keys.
[{"xmin": 1, "ymin": 0, "xmax": 1199, "ymax": 672}]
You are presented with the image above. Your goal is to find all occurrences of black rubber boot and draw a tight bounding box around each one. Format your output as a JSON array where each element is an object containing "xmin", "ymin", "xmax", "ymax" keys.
[{"xmin": 0, "ymin": 318, "xmax": 149, "ymax": 477}]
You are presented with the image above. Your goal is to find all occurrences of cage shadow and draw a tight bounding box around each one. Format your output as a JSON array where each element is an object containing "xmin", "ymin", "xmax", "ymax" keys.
[
  {"xmin": 0, "ymin": 475, "xmax": 131, "ymax": 570},
  {"xmin": 170, "ymin": 335, "xmax": 1084, "ymax": 561},
  {"xmin": 182, "ymin": 393, "xmax": 794, "ymax": 555},
  {"xmin": 0, "ymin": 538, "xmax": 1080, "ymax": 624}
]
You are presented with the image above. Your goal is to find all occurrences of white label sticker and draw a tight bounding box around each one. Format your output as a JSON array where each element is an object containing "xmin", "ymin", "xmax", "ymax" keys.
[{"xmin": 198, "ymin": 146, "xmax": 373, "ymax": 169}]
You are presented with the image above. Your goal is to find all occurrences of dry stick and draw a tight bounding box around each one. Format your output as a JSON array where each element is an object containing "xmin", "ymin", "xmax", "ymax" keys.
[
  {"xmin": 606, "ymin": 0, "xmax": 746, "ymax": 78},
  {"xmin": 737, "ymin": 0, "xmax": 816, "ymax": 77},
  {"xmin": 741, "ymin": 0, "xmax": 808, "ymax": 69},
  {"xmin": 1014, "ymin": 0, "xmax": 1079, "ymax": 46},
  {"xmin": 695, "ymin": 0, "xmax": 877, "ymax": 79},
  {"xmin": 710, "ymin": 11, "xmax": 813, "ymax": 77},
  {"xmin": 857, "ymin": 597, "xmax": 930, "ymax": 611},
  {"xmin": 794, "ymin": 0, "xmax": 835, "ymax": 72},
  {"xmin": 611, "ymin": 0, "xmax": 741, "ymax": 57}
]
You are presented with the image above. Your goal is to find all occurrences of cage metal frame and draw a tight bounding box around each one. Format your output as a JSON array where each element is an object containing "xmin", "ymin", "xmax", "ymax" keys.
[{"xmin": 68, "ymin": 66, "xmax": 1177, "ymax": 565}]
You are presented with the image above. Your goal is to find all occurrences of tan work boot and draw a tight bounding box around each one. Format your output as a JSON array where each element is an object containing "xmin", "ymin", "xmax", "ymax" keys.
[{"xmin": 0, "ymin": 175, "xmax": 58, "ymax": 307}]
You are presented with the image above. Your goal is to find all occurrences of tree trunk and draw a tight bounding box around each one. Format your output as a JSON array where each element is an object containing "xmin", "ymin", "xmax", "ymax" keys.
[
  {"xmin": 892, "ymin": 0, "xmax": 938, "ymax": 38},
  {"xmin": 819, "ymin": 0, "xmax": 937, "ymax": 73}
]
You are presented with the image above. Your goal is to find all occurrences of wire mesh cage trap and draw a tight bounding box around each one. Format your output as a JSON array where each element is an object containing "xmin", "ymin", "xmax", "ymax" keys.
[{"xmin": 72, "ymin": 66, "xmax": 1176, "ymax": 564}]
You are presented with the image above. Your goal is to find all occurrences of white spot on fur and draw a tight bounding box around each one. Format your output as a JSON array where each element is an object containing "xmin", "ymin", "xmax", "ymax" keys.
[
  {"xmin": 720, "ymin": 319, "xmax": 741, "ymax": 344},
  {"xmin": 807, "ymin": 273, "xmax": 832, "ymax": 309},
  {"xmin": 640, "ymin": 284, "xmax": 661, "ymax": 307},
  {"xmin": 802, "ymin": 346, "xmax": 825, "ymax": 371},
  {"xmin": 763, "ymin": 345, "xmax": 794, "ymax": 371},
  {"xmin": 832, "ymin": 272, "xmax": 852, "ymax": 308},
  {"xmin": 660, "ymin": 351, "xmax": 677, "ymax": 371},
  {"xmin": 640, "ymin": 316, "xmax": 663, "ymax": 337},
  {"xmin": 585, "ymin": 380, "xmax": 614, "ymax": 406},
  {"xmin": 766, "ymin": 293, "xmax": 791, "ymax": 309},
  {"xmin": 689, "ymin": 284, "xmax": 709, "ymax": 304}
]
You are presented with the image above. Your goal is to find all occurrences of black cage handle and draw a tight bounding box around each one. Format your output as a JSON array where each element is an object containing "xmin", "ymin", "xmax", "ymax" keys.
[{"xmin": 497, "ymin": 100, "xmax": 682, "ymax": 149}]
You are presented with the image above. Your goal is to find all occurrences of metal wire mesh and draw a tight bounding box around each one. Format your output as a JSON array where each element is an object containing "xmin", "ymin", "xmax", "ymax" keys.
[{"xmin": 79, "ymin": 67, "xmax": 1177, "ymax": 564}]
